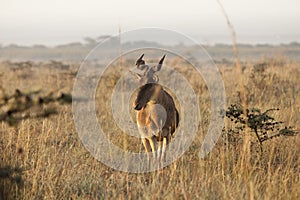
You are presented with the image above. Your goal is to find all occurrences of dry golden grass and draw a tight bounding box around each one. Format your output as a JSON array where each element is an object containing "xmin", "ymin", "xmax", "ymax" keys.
[{"xmin": 0, "ymin": 58, "xmax": 299, "ymax": 199}]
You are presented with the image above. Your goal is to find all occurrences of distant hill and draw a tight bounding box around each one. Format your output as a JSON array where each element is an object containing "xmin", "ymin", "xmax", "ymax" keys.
[{"xmin": 1, "ymin": 37, "xmax": 300, "ymax": 62}]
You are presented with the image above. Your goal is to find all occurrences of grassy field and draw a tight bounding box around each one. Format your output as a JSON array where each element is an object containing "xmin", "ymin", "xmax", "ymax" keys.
[{"xmin": 0, "ymin": 56, "xmax": 299, "ymax": 199}]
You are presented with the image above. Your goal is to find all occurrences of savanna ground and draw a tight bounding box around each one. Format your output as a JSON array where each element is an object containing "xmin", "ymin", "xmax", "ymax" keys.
[{"xmin": 0, "ymin": 55, "xmax": 299, "ymax": 199}]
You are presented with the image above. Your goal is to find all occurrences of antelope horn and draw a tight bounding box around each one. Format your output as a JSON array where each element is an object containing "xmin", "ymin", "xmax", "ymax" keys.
[
  {"xmin": 136, "ymin": 54, "xmax": 145, "ymax": 65},
  {"xmin": 159, "ymin": 54, "xmax": 166, "ymax": 64}
]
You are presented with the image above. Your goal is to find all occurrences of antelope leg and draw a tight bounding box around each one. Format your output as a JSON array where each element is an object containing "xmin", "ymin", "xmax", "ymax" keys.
[
  {"xmin": 148, "ymin": 137, "xmax": 157, "ymax": 160},
  {"xmin": 162, "ymin": 137, "xmax": 168, "ymax": 162},
  {"xmin": 142, "ymin": 138, "xmax": 151, "ymax": 165},
  {"xmin": 157, "ymin": 141, "xmax": 162, "ymax": 162}
]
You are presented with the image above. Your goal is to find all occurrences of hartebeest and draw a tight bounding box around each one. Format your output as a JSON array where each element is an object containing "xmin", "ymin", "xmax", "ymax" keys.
[{"xmin": 131, "ymin": 54, "xmax": 179, "ymax": 164}]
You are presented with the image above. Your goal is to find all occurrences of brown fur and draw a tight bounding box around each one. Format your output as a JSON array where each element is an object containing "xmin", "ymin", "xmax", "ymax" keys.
[{"xmin": 134, "ymin": 83, "xmax": 179, "ymax": 142}]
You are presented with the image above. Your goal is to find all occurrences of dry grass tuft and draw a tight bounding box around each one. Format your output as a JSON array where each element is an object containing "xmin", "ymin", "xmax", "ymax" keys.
[{"xmin": 0, "ymin": 58, "xmax": 299, "ymax": 199}]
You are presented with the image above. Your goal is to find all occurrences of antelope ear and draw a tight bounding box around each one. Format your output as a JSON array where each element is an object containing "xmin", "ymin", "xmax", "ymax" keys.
[
  {"xmin": 152, "ymin": 54, "xmax": 166, "ymax": 72},
  {"xmin": 129, "ymin": 70, "xmax": 142, "ymax": 80},
  {"xmin": 153, "ymin": 74, "xmax": 159, "ymax": 83}
]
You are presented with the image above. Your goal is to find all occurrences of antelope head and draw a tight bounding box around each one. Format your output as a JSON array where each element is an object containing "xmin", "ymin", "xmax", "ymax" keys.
[
  {"xmin": 131, "ymin": 54, "xmax": 166, "ymax": 110},
  {"xmin": 131, "ymin": 54, "xmax": 166, "ymax": 86},
  {"xmin": 133, "ymin": 83, "xmax": 162, "ymax": 110}
]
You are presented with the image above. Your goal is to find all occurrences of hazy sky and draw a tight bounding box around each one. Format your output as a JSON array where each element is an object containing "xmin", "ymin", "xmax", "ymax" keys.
[{"xmin": 1, "ymin": 0, "xmax": 300, "ymax": 46}]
